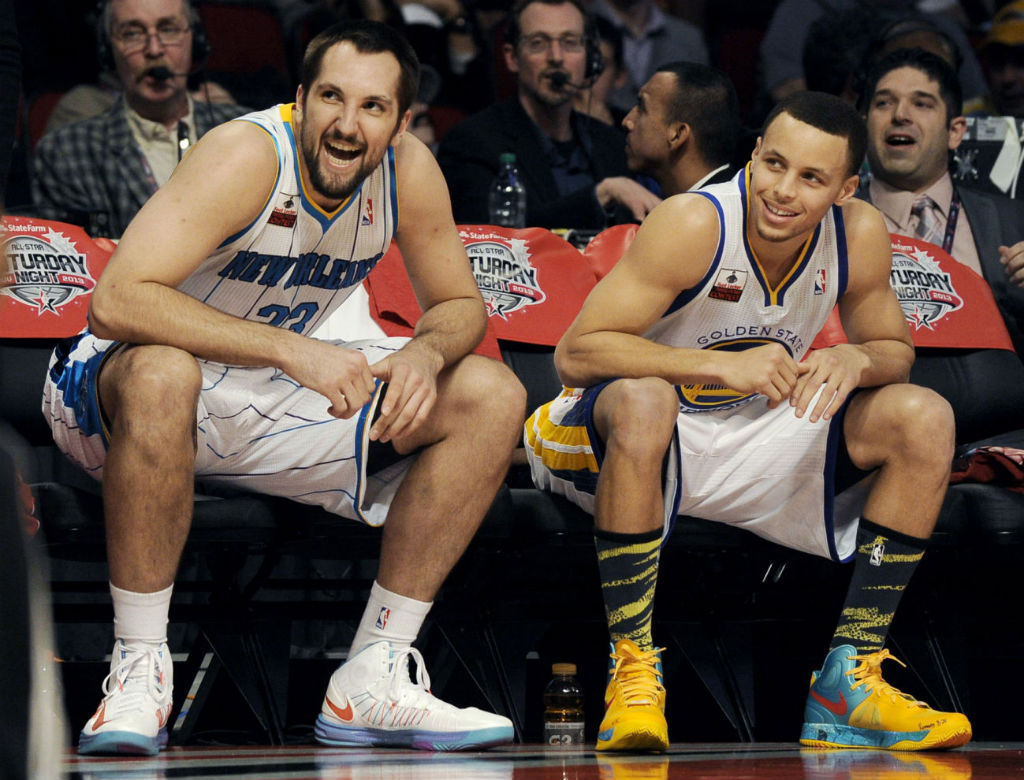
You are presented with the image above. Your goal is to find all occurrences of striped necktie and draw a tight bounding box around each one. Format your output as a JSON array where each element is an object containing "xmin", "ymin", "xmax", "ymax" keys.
[{"xmin": 911, "ymin": 194, "xmax": 943, "ymax": 246}]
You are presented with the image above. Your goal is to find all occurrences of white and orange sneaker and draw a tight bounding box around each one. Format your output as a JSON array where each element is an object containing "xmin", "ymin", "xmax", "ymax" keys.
[
  {"xmin": 78, "ymin": 639, "xmax": 173, "ymax": 756},
  {"xmin": 315, "ymin": 641, "xmax": 514, "ymax": 751}
]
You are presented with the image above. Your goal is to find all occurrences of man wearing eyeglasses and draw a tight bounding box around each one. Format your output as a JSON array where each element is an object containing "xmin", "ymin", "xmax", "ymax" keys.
[
  {"xmin": 31, "ymin": 0, "xmax": 247, "ymax": 239},
  {"xmin": 437, "ymin": 0, "xmax": 661, "ymax": 229}
]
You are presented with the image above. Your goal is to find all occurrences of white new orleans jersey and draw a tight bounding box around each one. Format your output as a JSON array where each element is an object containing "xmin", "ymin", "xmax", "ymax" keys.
[
  {"xmin": 177, "ymin": 103, "xmax": 398, "ymax": 336},
  {"xmin": 44, "ymin": 103, "xmax": 412, "ymax": 525}
]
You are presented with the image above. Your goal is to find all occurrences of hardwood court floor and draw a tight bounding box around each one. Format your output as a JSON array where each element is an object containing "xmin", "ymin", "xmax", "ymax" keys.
[{"xmin": 65, "ymin": 743, "xmax": 1024, "ymax": 780}]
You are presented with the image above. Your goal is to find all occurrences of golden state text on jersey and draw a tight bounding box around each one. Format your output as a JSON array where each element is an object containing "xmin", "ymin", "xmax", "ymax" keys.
[
  {"xmin": 177, "ymin": 104, "xmax": 398, "ymax": 336},
  {"xmin": 648, "ymin": 165, "xmax": 849, "ymax": 414}
]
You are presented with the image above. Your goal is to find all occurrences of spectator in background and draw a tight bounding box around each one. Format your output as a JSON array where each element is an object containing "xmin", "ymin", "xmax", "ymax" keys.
[
  {"xmin": 437, "ymin": 0, "xmax": 661, "ymax": 229},
  {"xmin": 861, "ymin": 48, "xmax": 1024, "ymax": 325},
  {"xmin": 979, "ymin": 0, "xmax": 1024, "ymax": 118},
  {"xmin": 621, "ymin": 61, "xmax": 737, "ymax": 197},
  {"xmin": 760, "ymin": 0, "xmax": 986, "ymax": 113},
  {"xmin": 31, "ymin": 0, "xmax": 248, "ymax": 239},
  {"xmin": 573, "ymin": 15, "xmax": 627, "ymax": 128},
  {"xmin": 859, "ymin": 47, "xmax": 1024, "ymax": 439},
  {"xmin": 588, "ymin": 0, "xmax": 708, "ymax": 119}
]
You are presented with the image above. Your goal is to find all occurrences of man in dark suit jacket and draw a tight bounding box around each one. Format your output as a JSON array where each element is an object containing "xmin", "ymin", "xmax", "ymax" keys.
[
  {"xmin": 859, "ymin": 47, "xmax": 1024, "ymax": 441},
  {"xmin": 31, "ymin": 0, "xmax": 246, "ymax": 238},
  {"xmin": 436, "ymin": 0, "xmax": 660, "ymax": 229}
]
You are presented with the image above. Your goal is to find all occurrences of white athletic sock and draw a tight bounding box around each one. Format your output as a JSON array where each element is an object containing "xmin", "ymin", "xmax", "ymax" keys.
[
  {"xmin": 350, "ymin": 581, "xmax": 432, "ymax": 658},
  {"xmin": 110, "ymin": 583, "xmax": 172, "ymax": 645}
]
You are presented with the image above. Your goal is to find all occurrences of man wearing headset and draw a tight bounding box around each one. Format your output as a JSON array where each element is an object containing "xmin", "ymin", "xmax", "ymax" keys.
[
  {"xmin": 437, "ymin": 0, "xmax": 661, "ymax": 229},
  {"xmin": 31, "ymin": 0, "xmax": 246, "ymax": 238}
]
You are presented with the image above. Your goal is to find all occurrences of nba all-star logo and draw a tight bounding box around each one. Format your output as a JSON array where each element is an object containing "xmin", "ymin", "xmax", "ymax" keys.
[
  {"xmin": 1, "ymin": 229, "xmax": 95, "ymax": 315},
  {"xmin": 889, "ymin": 244, "xmax": 963, "ymax": 331},
  {"xmin": 464, "ymin": 234, "xmax": 545, "ymax": 319}
]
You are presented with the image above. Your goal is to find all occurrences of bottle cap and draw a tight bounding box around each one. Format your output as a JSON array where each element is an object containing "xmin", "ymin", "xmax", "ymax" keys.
[
  {"xmin": 499, "ymin": 152, "xmax": 516, "ymax": 165},
  {"xmin": 552, "ymin": 662, "xmax": 577, "ymax": 675}
]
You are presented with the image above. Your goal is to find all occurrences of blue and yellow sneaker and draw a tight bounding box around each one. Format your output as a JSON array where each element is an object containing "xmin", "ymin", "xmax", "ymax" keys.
[
  {"xmin": 800, "ymin": 645, "xmax": 972, "ymax": 751},
  {"xmin": 596, "ymin": 639, "xmax": 668, "ymax": 753}
]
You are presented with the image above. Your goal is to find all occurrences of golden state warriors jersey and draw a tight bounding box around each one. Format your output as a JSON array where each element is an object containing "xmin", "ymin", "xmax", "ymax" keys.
[
  {"xmin": 647, "ymin": 166, "xmax": 848, "ymax": 412},
  {"xmin": 177, "ymin": 104, "xmax": 399, "ymax": 337}
]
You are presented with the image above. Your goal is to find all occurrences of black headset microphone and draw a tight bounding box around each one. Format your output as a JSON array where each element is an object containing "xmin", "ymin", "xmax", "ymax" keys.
[
  {"xmin": 140, "ymin": 68, "xmax": 204, "ymax": 159},
  {"xmin": 548, "ymin": 71, "xmax": 590, "ymax": 90},
  {"xmin": 145, "ymin": 65, "xmax": 185, "ymax": 80}
]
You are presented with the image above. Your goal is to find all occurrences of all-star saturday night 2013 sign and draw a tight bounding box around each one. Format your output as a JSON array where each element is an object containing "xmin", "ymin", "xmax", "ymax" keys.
[
  {"xmin": 813, "ymin": 233, "xmax": 1014, "ymax": 352},
  {"xmin": 1, "ymin": 218, "xmax": 112, "ymax": 337},
  {"xmin": 888, "ymin": 234, "xmax": 1012, "ymax": 350}
]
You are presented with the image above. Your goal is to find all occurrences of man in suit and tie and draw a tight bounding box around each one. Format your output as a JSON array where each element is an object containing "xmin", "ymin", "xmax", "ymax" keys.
[
  {"xmin": 858, "ymin": 46, "xmax": 1024, "ymax": 440},
  {"xmin": 31, "ymin": 0, "xmax": 246, "ymax": 238}
]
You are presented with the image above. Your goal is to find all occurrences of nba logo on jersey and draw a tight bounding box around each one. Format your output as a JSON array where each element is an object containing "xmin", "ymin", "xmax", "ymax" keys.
[
  {"xmin": 814, "ymin": 268, "xmax": 827, "ymax": 295},
  {"xmin": 375, "ymin": 606, "xmax": 390, "ymax": 629},
  {"xmin": 362, "ymin": 198, "xmax": 374, "ymax": 226}
]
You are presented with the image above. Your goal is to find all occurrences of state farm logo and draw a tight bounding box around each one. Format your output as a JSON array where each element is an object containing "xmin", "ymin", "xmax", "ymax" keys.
[
  {"xmin": 1, "ymin": 230, "xmax": 96, "ymax": 315},
  {"xmin": 466, "ymin": 236, "xmax": 546, "ymax": 319},
  {"xmin": 890, "ymin": 245, "xmax": 962, "ymax": 331}
]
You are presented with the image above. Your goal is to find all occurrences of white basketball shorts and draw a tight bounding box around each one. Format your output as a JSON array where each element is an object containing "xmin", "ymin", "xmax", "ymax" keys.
[
  {"xmin": 42, "ymin": 332, "xmax": 414, "ymax": 526},
  {"xmin": 525, "ymin": 382, "xmax": 864, "ymax": 561}
]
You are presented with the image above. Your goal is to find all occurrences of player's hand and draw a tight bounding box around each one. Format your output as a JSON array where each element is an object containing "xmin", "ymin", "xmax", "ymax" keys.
[
  {"xmin": 790, "ymin": 344, "xmax": 869, "ymax": 423},
  {"xmin": 595, "ymin": 177, "xmax": 663, "ymax": 222},
  {"xmin": 368, "ymin": 343, "xmax": 443, "ymax": 443},
  {"xmin": 284, "ymin": 340, "xmax": 376, "ymax": 419},
  {"xmin": 998, "ymin": 242, "xmax": 1024, "ymax": 289},
  {"xmin": 721, "ymin": 343, "xmax": 800, "ymax": 409}
]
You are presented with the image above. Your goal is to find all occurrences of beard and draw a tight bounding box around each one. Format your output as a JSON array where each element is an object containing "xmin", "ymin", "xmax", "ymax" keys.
[{"xmin": 299, "ymin": 122, "xmax": 374, "ymax": 204}]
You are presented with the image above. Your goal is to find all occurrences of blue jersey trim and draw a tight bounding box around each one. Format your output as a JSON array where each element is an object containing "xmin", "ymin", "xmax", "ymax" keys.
[
  {"xmin": 219, "ymin": 117, "xmax": 284, "ymax": 249},
  {"xmin": 662, "ymin": 191, "xmax": 726, "ymax": 318},
  {"xmin": 775, "ymin": 222, "xmax": 821, "ymax": 304},
  {"xmin": 833, "ymin": 203, "xmax": 849, "ymax": 300},
  {"xmin": 353, "ymin": 380, "xmax": 387, "ymax": 525},
  {"xmin": 387, "ymin": 147, "xmax": 398, "ymax": 234}
]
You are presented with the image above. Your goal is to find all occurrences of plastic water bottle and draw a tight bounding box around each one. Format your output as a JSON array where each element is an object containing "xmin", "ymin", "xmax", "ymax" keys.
[
  {"xmin": 543, "ymin": 662, "xmax": 584, "ymax": 746},
  {"xmin": 488, "ymin": 152, "xmax": 527, "ymax": 228}
]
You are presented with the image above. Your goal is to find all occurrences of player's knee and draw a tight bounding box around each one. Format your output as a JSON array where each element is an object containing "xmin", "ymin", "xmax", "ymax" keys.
[
  {"xmin": 454, "ymin": 355, "xmax": 526, "ymax": 440},
  {"xmin": 890, "ymin": 385, "xmax": 955, "ymax": 466},
  {"xmin": 109, "ymin": 346, "xmax": 202, "ymax": 423},
  {"xmin": 603, "ymin": 378, "xmax": 678, "ymax": 458}
]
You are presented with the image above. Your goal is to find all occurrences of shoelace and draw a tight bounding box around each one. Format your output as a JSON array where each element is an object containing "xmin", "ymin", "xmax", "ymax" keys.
[
  {"xmin": 845, "ymin": 648, "xmax": 927, "ymax": 708},
  {"xmin": 101, "ymin": 643, "xmax": 167, "ymax": 712},
  {"xmin": 610, "ymin": 646, "xmax": 665, "ymax": 706},
  {"xmin": 385, "ymin": 646, "xmax": 451, "ymax": 710}
]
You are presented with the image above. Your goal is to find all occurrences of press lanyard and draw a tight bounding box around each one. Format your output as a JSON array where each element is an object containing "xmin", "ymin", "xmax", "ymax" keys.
[{"xmin": 942, "ymin": 189, "xmax": 961, "ymax": 254}]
